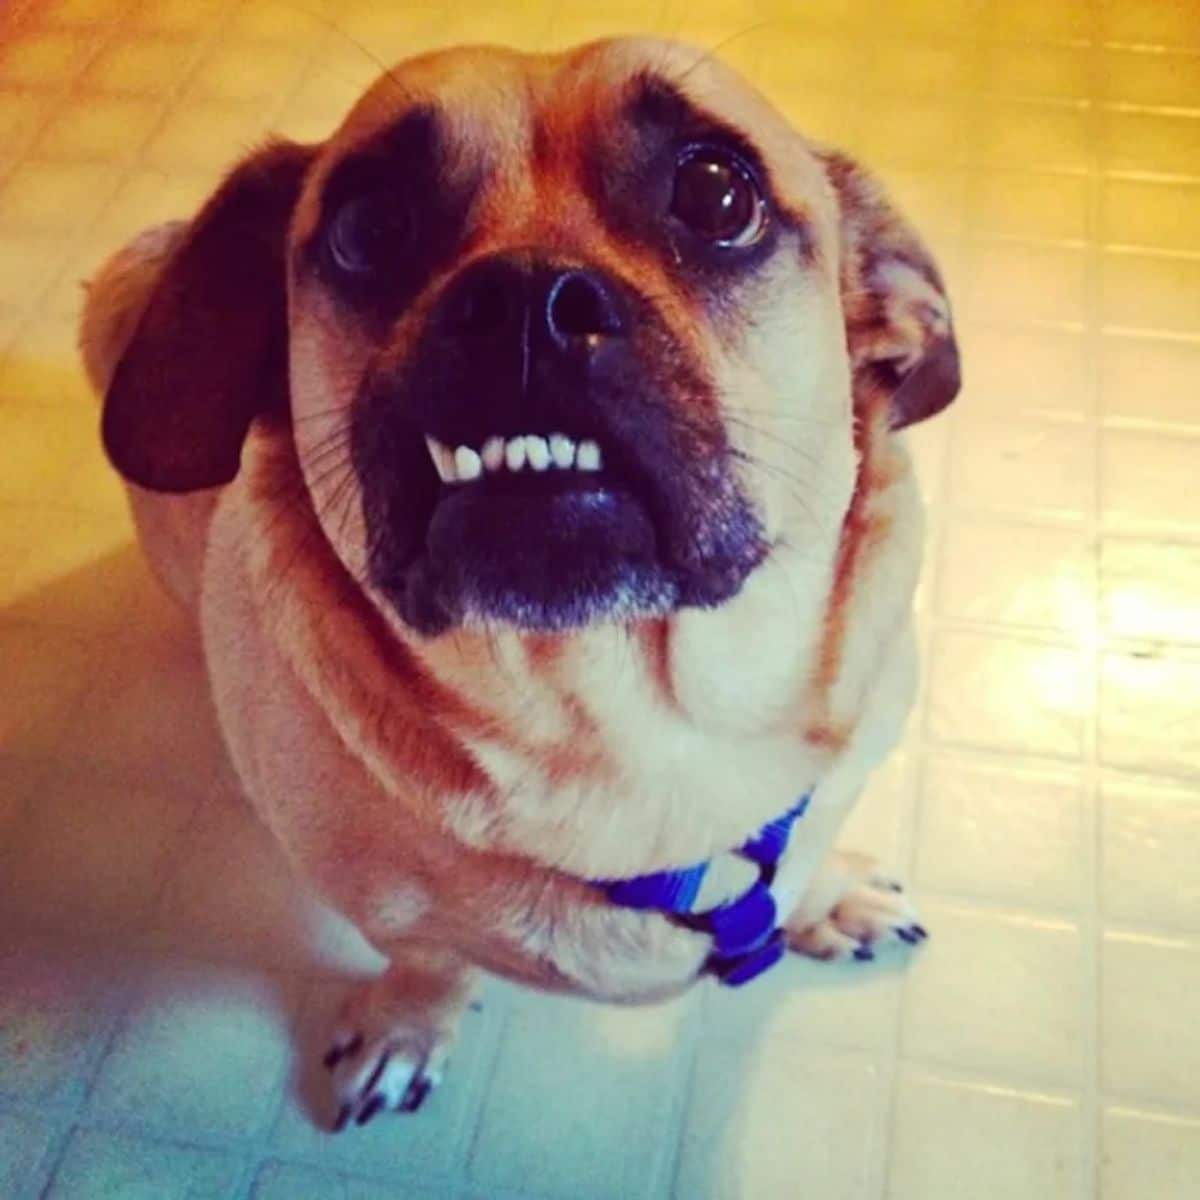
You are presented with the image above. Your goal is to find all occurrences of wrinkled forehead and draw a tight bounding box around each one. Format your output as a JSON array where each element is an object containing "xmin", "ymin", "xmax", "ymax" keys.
[{"xmin": 293, "ymin": 38, "xmax": 838, "ymax": 246}]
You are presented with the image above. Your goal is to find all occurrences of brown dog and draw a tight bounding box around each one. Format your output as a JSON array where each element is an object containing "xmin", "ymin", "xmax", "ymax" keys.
[{"xmin": 79, "ymin": 38, "xmax": 958, "ymax": 1128}]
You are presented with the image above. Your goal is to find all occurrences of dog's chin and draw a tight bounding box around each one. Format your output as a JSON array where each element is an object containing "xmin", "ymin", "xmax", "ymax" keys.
[
  {"xmin": 365, "ymin": 463, "xmax": 767, "ymax": 636},
  {"xmin": 383, "ymin": 481, "xmax": 679, "ymax": 636},
  {"xmin": 355, "ymin": 414, "xmax": 769, "ymax": 637}
]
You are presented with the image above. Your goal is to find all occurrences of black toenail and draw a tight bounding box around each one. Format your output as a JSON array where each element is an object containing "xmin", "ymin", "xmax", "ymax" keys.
[
  {"xmin": 325, "ymin": 1034, "xmax": 363, "ymax": 1070},
  {"xmin": 912, "ymin": 924, "xmax": 928, "ymax": 940},
  {"xmin": 359, "ymin": 1050, "xmax": 391, "ymax": 1101},
  {"xmin": 356, "ymin": 1095, "xmax": 385, "ymax": 1126},
  {"xmin": 896, "ymin": 927, "xmax": 920, "ymax": 945},
  {"xmin": 401, "ymin": 1075, "xmax": 433, "ymax": 1113},
  {"xmin": 332, "ymin": 1103, "xmax": 351, "ymax": 1133},
  {"xmin": 853, "ymin": 945, "xmax": 875, "ymax": 962}
]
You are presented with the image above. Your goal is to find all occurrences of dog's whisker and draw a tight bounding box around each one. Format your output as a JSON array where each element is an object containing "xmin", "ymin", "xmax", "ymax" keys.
[
  {"xmin": 293, "ymin": 406, "xmax": 355, "ymax": 425},
  {"xmin": 721, "ymin": 405, "xmax": 847, "ymax": 425},
  {"xmin": 303, "ymin": 440, "xmax": 355, "ymax": 473},
  {"xmin": 267, "ymin": 0, "xmax": 408, "ymax": 102},
  {"xmin": 725, "ymin": 416, "xmax": 825, "ymax": 459},
  {"xmin": 666, "ymin": 22, "xmax": 776, "ymax": 88},
  {"xmin": 731, "ymin": 448, "xmax": 837, "ymax": 530}
]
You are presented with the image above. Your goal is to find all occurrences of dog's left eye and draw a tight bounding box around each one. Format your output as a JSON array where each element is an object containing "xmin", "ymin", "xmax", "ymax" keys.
[
  {"xmin": 671, "ymin": 149, "xmax": 766, "ymax": 248},
  {"xmin": 327, "ymin": 193, "xmax": 411, "ymax": 275}
]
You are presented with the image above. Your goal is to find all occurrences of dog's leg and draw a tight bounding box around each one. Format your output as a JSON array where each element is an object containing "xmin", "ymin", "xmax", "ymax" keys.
[
  {"xmin": 773, "ymin": 739, "xmax": 926, "ymax": 964},
  {"xmin": 323, "ymin": 941, "xmax": 476, "ymax": 1130},
  {"xmin": 775, "ymin": 619, "xmax": 927, "ymax": 962}
]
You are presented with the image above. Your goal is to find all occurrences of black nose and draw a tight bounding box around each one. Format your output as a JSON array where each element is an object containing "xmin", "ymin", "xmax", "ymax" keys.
[{"xmin": 439, "ymin": 255, "xmax": 625, "ymax": 351}]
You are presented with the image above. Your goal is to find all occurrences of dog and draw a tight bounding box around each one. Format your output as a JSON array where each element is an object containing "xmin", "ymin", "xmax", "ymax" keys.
[{"xmin": 79, "ymin": 37, "xmax": 959, "ymax": 1129}]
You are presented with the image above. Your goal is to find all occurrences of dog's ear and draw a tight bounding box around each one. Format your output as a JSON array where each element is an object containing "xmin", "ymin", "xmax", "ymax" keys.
[
  {"xmin": 101, "ymin": 140, "xmax": 317, "ymax": 493},
  {"xmin": 820, "ymin": 150, "xmax": 961, "ymax": 430}
]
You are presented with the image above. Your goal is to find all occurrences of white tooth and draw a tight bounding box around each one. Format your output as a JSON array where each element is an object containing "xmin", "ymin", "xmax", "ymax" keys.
[
  {"xmin": 549, "ymin": 433, "xmax": 575, "ymax": 469},
  {"xmin": 426, "ymin": 436, "xmax": 457, "ymax": 483},
  {"xmin": 482, "ymin": 436, "xmax": 506, "ymax": 471},
  {"xmin": 576, "ymin": 439, "xmax": 602, "ymax": 471},
  {"xmin": 504, "ymin": 437, "xmax": 527, "ymax": 471},
  {"xmin": 525, "ymin": 435, "xmax": 551, "ymax": 471},
  {"xmin": 455, "ymin": 445, "xmax": 482, "ymax": 481}
]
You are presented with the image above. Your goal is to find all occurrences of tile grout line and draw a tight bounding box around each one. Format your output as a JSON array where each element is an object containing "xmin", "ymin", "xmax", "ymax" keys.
[
  {"xmin": 0, "ymin": 4, "xmax": 217, "ymax": 345},
  {"xmin": 879, "ymin": 5, "xmax": 994, "ymax": 1190},
  {"xmin": 658, "ymin": 990, "xmax": 706, "ymax": 1200},
  {"xmin": 1078, "ymin": 3, "xmax": 1108, "ymax": 1196},
  {"xmin": 0, "ymin": 17, "xmax": 133, "ymax": 298}
]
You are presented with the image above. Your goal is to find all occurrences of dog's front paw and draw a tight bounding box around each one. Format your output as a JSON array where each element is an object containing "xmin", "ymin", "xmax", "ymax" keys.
[
  {"xmin": 320, "ymin": 949, "xmax": 473, "ymax": 1131},
  {"xmin": 784, "ymin": 851, "xmax": 928, "ymax": 963},
  {"xmin": 323, "ymin": 1021, "xmax": 448, "ymax": 1130}
]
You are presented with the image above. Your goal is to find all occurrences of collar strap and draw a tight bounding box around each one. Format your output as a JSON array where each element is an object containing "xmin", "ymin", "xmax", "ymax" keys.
[{"xmin": 591, "ymin": 794, "xmax": 810, "ymax": 988}]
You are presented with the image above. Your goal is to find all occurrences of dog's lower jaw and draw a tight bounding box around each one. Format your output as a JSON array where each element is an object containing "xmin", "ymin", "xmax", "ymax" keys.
[
  {"xmin": 371, "ymin": 500, "xmax": 768, "ymax": 637},
  {"xmin": 388, "ymin": 554, "xmax": 680, "ymax": 637}
]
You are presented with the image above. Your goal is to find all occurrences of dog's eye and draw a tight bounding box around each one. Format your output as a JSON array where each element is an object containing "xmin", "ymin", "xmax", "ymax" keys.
[
  {"xmin": 671, "ymin": 149, "xmax": 765, "ymax": 248},
  {"xmin": 327, "ymin": 193, "xmax": 410, "ymax": 275}
]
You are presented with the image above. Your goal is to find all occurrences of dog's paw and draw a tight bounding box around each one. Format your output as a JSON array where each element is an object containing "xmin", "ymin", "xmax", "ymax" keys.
[
  {"xmin": 322, "ymin": 1022, "xmax": 448, "ymax": 1130},
  {"xmin": 785, "ymin": 856, "xmax": 928, "ymax": 963}
]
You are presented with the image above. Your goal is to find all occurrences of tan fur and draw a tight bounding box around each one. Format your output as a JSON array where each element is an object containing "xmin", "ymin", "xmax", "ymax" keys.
[{"xmin": 80, "ymin": 38, "xmax": 954, "ymax": 1116}]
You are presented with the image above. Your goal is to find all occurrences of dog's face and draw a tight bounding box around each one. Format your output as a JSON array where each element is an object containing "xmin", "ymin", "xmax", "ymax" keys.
[{"xmin": 101, "ymin": 39, "xmax": 959, "ymax": 637}]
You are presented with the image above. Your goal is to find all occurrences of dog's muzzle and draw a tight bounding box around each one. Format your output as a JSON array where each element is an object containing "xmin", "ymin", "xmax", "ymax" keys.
[{"xmin": 353, "ymin": 252, "xmax": 766, "ymax": 635}]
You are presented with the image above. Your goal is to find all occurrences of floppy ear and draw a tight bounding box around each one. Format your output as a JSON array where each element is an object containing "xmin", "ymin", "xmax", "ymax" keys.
[
  {"xmin": 820, "ymin": 150, "xmax": 961, "ymax": 430},
  {"xmin": 101, "ymin": 140, "xmax": 317, "ymax": 493}
]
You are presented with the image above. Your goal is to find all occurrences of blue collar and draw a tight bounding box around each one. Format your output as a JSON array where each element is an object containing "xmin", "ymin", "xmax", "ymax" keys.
[{"xmin": 590, "ymin": 794, "xmax": 810, "ymax": 987}]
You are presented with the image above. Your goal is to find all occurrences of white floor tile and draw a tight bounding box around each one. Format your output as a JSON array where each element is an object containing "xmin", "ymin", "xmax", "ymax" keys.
[
  {"xmin": 1101, "ymin": 1108, "xmax": 1200, "ymax": 1200},
  {"xmin": 43, "ymin": 1127, "xmax": 243, "ymax": 1200},
  {"xmin": 1100, "ymin": 539, "xmax": 1200, "ymax": 645},
  {"xmin": 1102, "ymin": 776, "xmax": 1200, "ymax": 932},
  {"xmin": 887, "ymin": 1071, "xmax": 1082, "ymax": 1200},
  {"xmin": 0, "ymin": 939, "xmax": 133, "ymax": 1107},
  {"xmin": 676, "ymin": 1047, "xmax": 885, "ymax": 1200},
  {"xmin": 468, "ymin": 990, "xmax": 698, "ymax": 1200},
  {"xmin": 1100, "ymin": 336, "xmax": 1200, "ymax": 433},
  {"xmin": 1102, "ymin": 933, "xmax": 1200, "ymax": 1109},
  {"xmin": 901, "ymin": 904, "xmax": 1084, "ymax": 1087},
  {"xmin": 703, "ymin": 952, "xmax": 905, "ymax": 1057},
  {"xmin": 86, "ymin": 961, "xmax": 300, "ymax": 1140},
  {"xmin": 915, "ymin": 756, "xmax": 1084, "ymax": 911},
  {"xmin": 961, "ymin": 326, "xmax": 1091, "ymax": 422},
  {"xmin": 0, "ymin": 760, "xmax": 198, "ymax": 939},
  {"xmin": 0, "ymin": 623, "xmax": 103, "ymax": 757},
  {"xmin": 926, "ymin": 630, "xmax": 1089, "ymax": 760},
  {"xmin": 0, "ymin": 1107, "xmax": 57, "ymax": 1200},
  {"xmin": 1100, "ymin": 652, "xmax": 1200, "ymax": 779},
  {"xmin": 948, "ymin": 417, "xmax": 1094, "ymax": 520},
  {"xmin": 251, "ymin": 1160, "xmax": 451, "ymax": 1200},
  {"xmin": 937, "ymin": 517, "xmax": 1095, "ymax": 635},
  {"xmin": 1101, "ymin": 430, "xmax": 1200, "ymax": 536}
]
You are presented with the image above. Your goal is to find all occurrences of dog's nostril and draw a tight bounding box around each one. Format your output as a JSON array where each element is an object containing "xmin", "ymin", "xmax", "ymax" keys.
[{"xmin": 546, "ymin": 271, "xmax": 622, "ymax": 343}]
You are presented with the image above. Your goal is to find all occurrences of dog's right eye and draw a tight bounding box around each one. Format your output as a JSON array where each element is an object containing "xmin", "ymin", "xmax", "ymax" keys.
[
  {"xmin": 670, "ymin": 148, "xmax": 765, "ymax": 249},
  {"xmin": 327, "ymin": 194, "xmax": 410, "ymax": 276}
]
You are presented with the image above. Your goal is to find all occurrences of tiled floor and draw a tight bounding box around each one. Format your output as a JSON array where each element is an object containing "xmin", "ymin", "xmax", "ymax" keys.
[{"xmin": 1, "ymin": 0, "xmax": 1198, "ymax": 1197}]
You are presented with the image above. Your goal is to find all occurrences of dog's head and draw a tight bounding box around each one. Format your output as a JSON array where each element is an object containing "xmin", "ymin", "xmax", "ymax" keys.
[{"xmin": 102, "ymin": 39, "xmax": 959, "ymax": 636}]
